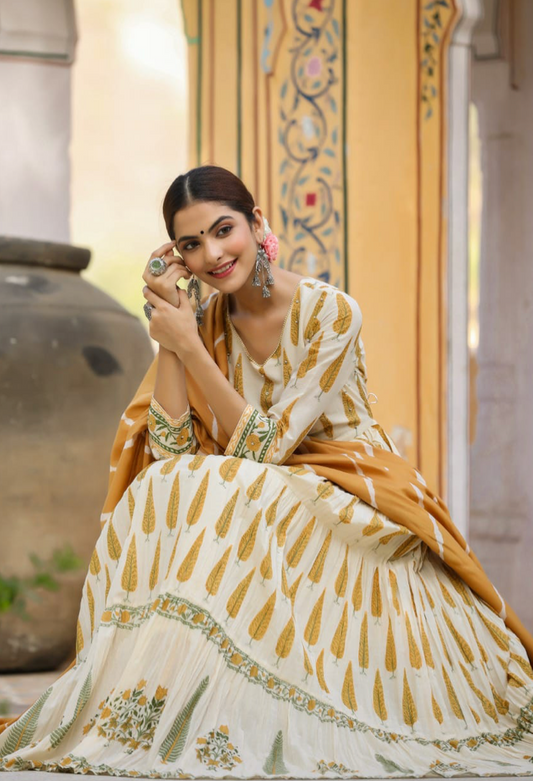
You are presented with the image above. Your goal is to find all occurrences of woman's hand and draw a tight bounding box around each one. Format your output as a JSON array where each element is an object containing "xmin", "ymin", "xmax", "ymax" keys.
[
  {"xmin": 143, "ymin": 285, "xmax": 203, "ymax": 361},
  {"xmin": 142, "ymin": 241, "xmax": 191, "ymax": 308}
]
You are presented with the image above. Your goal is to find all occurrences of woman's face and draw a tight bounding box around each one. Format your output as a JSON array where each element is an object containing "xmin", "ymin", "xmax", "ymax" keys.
[{"xmin": 172, "ymin": 201, "xmax": 264, "ymax": 290}]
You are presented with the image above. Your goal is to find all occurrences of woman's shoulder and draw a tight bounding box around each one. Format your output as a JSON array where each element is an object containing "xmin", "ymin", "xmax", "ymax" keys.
[{"xmin": 299, "ymin": 276, "xmax": 362, "ymax": 331}]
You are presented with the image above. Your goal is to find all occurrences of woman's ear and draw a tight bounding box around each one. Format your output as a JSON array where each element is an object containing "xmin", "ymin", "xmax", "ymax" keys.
[{"xmin": 252, "ymin": 206, "xmax": 264, "ymax": 243}]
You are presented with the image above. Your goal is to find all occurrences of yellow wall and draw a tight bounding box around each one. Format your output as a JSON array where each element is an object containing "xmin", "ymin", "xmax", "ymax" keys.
[{"xmin": 180, "ymin": 0, "xmax": 458, "ymax": 495}]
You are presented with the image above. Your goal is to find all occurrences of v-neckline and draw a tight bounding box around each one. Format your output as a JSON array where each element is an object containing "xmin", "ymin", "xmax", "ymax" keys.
[{"xmin": 223, "ymin": 277, "xmax": 311, "ymax": 368}]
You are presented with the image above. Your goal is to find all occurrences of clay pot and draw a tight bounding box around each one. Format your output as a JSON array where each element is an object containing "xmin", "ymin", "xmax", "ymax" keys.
[{"xmin": 0, "ymin": 237, "xmax": 154, "ymax": 672}]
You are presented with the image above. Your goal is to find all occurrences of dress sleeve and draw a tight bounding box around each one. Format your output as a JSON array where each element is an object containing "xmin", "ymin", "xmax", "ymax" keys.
[
  {"xmin": 224, "ymin": 289, "xmax": 362, "ymax": 464},
  {"xmin": 147, "ymin": 395, "xmax": 199, "ymax": 459}
]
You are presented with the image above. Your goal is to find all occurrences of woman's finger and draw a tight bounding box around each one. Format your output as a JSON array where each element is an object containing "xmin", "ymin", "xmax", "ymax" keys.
[
  {"xmin": 149, "ymin": 240, "xmax": 177, "ymax": 261},
  {"xmin": 142, "ymin": 285, "xmax": 166, "ymax": 306}
]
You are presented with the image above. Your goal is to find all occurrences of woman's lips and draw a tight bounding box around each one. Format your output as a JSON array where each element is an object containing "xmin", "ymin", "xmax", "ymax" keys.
[{"xmin": 209, "ymin": 259, "xmax": 237, "ymax": 278}]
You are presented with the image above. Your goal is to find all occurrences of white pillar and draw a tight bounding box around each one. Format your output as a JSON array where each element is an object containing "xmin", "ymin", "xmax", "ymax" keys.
[{"xmin": 0, "ymin": 0, "xmax": 77, "ymax": 242}]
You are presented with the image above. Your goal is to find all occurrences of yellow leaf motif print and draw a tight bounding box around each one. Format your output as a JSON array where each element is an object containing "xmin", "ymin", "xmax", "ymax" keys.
[
  {"xmin": 438, "ymin": 578, "xmax": 457, "ymax": 608},
  {"xmin": 319, "ymin": 412, "xmax": 334, "ymax": 439},
  {"xmin": 334, "ymin": 546, "xmax": 349, "ymax": 602},
  {"xmin": 490, "ymin": 683, "xmax": 509, "ymax": 716},
  {"xmin": 219, "ymin": 457, "xmax": 243, "ymax": 487},
  {"xmin": 127, "ymin": 487, "xmax": 135, "ymax": 521},
  {"xmin": 176, "ymin": 527, "xmax": 206, "ymax": 584},
  {"xmin": 248, "ymin": 591, "xmax": 276, "ymax": 645},
  {"xmin": 373, "ymin": 669, "xmax": 388, "ymax": 722},
  {"xmin": 313, "ymin": 481, "xmax": 335, "ymax": 504},
  {"xmin": 275, "ymin": 398, "xmax": 298, "ymax": 441},
  {"xmin": 142, "ymin": 477, "xmax": 156, "ymax": 541},
  {"xmin": 275, "ymin": 617, "xmax": 295, "ymax": 665},
  {"xmin": 237, "ymin": 509, "xmax": 262, "ymax": 564},
  {"xmin": 288, "ymin": 572, "xmax": 303, "ymax": 607},
  {"xmin": 214, "ymin": 489, "xmax": 240, "ymax": 542},
  {"xmin": 459, "ymin": 661, "xmax": 498, "ymax": 722},
  {"xmin": 160, "ymin": 455, "xmax": 180, "ymax": 480},
  {"xmin": 76, "ymin": 619, "xmax": 84, "ymax": 656},
  {"xmin": 442, "ymin": 608, "xmax": 475, "ymax": 666},
  {"xmin": 385, "ymin": 615, "xmax": 397, "ymax": 677},
  {"xmin": 419, "ymin": 575, "xmax": 435, "ymax": 610},
  {"xmin": 316, "ymin": 648, "xmax": 330, "ymax": 693},
  {"xmin": 89, "ymin": 548, "xmax": 101, "ymax": 581},
  {"xmin": 260, "ymin": 536, "xmax": 273, "ymax": 584},
  {"xmin": 431, "ymin": 692, "xmax": 444, "ymax": 725},
  {"xmin": 87, "ymin": 580, "xmax": 95, "ymax": 636},
  {"xmin": 332, "ymin": 293, "xmax": 353, "ymax": 339},
  {"xmin": 290, "ymin": 286, "xmax": 301, "ymax": 346},
  {"xmin": 265, "ymin": 486, "xmax": 287, "ymax": 527},
  {"xmin": 281, "ymin": 565, "xmax": 290, "ymax": 600},
  {"xmin": 282, "ymin": 349, "xmax": 293, "ymax": 388},
  {"xmin": 226, "ymin": 567, "xmax": 256, "ymax": 622},
  {"xmin": 205, "ymin": 545, "xmax": 233, "ymax": 598},
  {"xmin": 166, "ymin": 471, "xmax": 180, "ymax": 536},
  {"xmin": 304, "ymin": 588, "xmax": 326, "ymax": 647},
  {"xmin": 351, "ymin": 560, "xmax": 364, "ymax": 613},
  {"xmin": 107, "ymin": 519, "xmax": 122, "ymax": 564},
  {"xmin": 165, "ymin": 527, "xmax": 182, "ymax": 578},
  {"xmin": 304, "ymin": 291, "xmax": 327, "ymax": 342},
  {"xmin": 259, "ymin": 367, "xmax": 274, "ymax": 414},
  {"xmin": 303, "ymin": 645, "xmax": 314, "ymax": 680},
  {"xmin": 149, "ymin": 532, "xmax": 161, "ymax": 595},
  {"xmin": 286, "ymin": 516, "xmax": 315, "ymax": 570},
  {"xmin": 276, "ymin": 502, "xmax": 301, "ymax": 547},
  {"xmin": 405, "ymin": 613, "xmax": 422, "ymax": 670},
  {"xmin": 342, "ymin": 661, "xmax": 357, "ymax": 712},
  {"xmin": 475, "ymin": 607, "xmax": 510, "ymax": 651},
  {"xmin": 402, "ymin": 669, "xmax": 418, "ymax": 728},
  {"xmin": 105, "ymin": 564, "xmax": 111, "ymax": 601},
  {"xmin": 466, "ymin": 611, "xmax": 489, "ymax": 664},
  {"xmin": 121, "ymin": 533, "xmax": 138, "ymax": 601},
  {"xmin": 419, "ymin": 618, "xmax": 435, "ymax": 668},
  {"xmin": 339, "ymin": 497, "xmax": 358, "ymax": 525},
  {"xmin": 510, "ymin": 652, "xmax": 533, "ymax": 679},
  {"xmin": 371, "ymin": 568, "xmax": 382, "ymax": 621},
  {"xmin": 331, "ymin": 601, "xmax": 349, "ymax": 662},
  {"xmin": 341, "ymin": 389, "xmax": 360, "ymax": 429},
  {"xmin": 295, "ymin": 333, "xmax": 324, "ymax": 385},
  {"xmin": 233, "ymin": 353, "xmax": 244, "ymax": 397},
  {"xmin": 358, "ymin": 612, "xmax": 369, "ymax": 673},
  {"xmin": 186, "ymin": 470, "xmax": 210, "ymax": 530},
  {"xmin": 362, "ymin": 512, "xmax": 384, "ymax": 537},
  {"xmin": 388, "ymin": 570, "xmax": 401, "ymax": 615},
  {"xmin": 442, "ymin": 664, "xmax": 466, "ymax": 723},
  {"xmin": 187, "ymin": 454, "xmax": 206, "ymax": 476},
  {"xmin": 317, "ymin": 338, "xmax": 353, "ymax": 399},
  {"xmin": 307, "ymin": 529, "xmax": 332, "ymax": 586},
  {"xmin": 245, "ymin": 468, "xmax": 268, "ymax": 507}
]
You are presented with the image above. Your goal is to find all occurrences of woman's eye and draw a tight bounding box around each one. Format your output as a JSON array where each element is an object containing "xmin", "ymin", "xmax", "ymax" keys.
[
  {"xmin": 218, "ymin": 225, "xmax": 232, "ymax": 236},
  {"xmin": 183, "ymin": 226, "xmax": 230, "ymax": 251}
]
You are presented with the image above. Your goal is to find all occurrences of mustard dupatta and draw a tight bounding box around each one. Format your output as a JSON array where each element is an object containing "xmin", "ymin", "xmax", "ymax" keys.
[{"xmin": 2, "ymin": 291, "xmax": 531, "ymax": 735}]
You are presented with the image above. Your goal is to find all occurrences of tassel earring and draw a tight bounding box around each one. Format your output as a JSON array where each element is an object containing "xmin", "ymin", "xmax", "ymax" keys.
[{"xmin": 185, "ymin": 271, "xmax": 204, "ymax": 327}]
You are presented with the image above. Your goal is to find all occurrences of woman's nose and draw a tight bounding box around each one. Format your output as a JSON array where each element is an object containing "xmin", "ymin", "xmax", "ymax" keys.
[{"xmin": 203, "ymin": 240, "xmax": 223, "ymax": 263}]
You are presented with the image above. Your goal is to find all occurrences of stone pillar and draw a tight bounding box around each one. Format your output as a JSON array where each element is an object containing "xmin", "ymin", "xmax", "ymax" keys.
[
  {"xmin": 470, "ymin": 0, "xmax": 533, "ymax": 629},
  {"xmin": 0, "ymin": 0, "xmax": 76, "ymax": 242}
]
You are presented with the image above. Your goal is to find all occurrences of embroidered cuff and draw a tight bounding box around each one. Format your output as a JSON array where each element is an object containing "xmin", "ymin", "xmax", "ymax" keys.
[
  {"xmin": 148, "ymin": 396, "xmax": 197, "ymax": 459},
  {"xmin": 224, "ymin": 403, "xmax": 278, "ymax": 462}
]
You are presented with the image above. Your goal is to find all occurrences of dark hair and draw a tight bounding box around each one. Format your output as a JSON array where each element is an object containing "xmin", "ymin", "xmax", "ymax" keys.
[{"xmin": 162, "ymin": 165, "xmax": 256, "ymax": 241}]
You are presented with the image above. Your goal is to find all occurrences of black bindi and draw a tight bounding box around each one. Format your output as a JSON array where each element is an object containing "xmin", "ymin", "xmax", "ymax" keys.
[{"xmin": 200, "ymin": 230, "xmax": 204, "ymax": 234}]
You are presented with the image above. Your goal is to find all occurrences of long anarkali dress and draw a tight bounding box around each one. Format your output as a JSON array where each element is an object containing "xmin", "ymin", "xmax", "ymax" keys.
[{"xmin": 1, "ymin": 275, "xmax": 533, "ymax": 779}]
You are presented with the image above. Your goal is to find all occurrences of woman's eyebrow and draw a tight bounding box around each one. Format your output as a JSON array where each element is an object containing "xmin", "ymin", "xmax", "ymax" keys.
[{"xmin": 177, "ymin": 215, "xmax": 233, "ymax": 244}]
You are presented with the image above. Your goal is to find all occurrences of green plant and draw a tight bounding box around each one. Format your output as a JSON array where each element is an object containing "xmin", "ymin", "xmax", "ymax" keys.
[{"xmin": 0, "ymin": 545, "xmax": 84, "ymax": 620}]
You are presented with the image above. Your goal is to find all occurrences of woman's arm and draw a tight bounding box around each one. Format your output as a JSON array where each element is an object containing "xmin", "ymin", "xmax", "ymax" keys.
[{"xmin": 153, "ymin": 345, "xmax": 189, "ymax": 418}]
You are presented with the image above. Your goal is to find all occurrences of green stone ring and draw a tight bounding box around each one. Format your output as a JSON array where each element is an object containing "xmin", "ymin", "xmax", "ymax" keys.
[{"xmin": 149, "ymin": 257, "xmax": 167, "ymax": 276}]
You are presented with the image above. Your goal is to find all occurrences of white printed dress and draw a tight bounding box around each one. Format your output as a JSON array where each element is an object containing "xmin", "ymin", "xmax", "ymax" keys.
[{"xmin": 1, "ymin": 276, "xmax": 533, "ymax": 779}]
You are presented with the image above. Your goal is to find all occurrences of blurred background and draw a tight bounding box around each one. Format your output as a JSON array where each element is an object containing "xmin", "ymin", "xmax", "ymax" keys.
[{"xmin": 1, "ymin": 0, "xmax": 532, "ymax": 712}]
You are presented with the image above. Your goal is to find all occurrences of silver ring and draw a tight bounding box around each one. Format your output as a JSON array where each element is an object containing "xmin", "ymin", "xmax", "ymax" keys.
[
  {"xmin": 148, "ymin": 257, "xmax": 167, "ymax": 276},
  {"xmin": 143, "ymin": 302, "xmax": 154, "ymax": 320}
]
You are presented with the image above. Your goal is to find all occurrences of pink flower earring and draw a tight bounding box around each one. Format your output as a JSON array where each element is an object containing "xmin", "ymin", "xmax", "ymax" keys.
[{"xmin": 252, "ymin": 217, "xmax": 278, "ymax": 297}]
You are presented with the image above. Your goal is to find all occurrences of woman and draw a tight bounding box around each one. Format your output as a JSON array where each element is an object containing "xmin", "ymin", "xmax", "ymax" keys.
[{"xmin": 1, "ymin": 164, "xmax": 532, "ymax": 778}]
